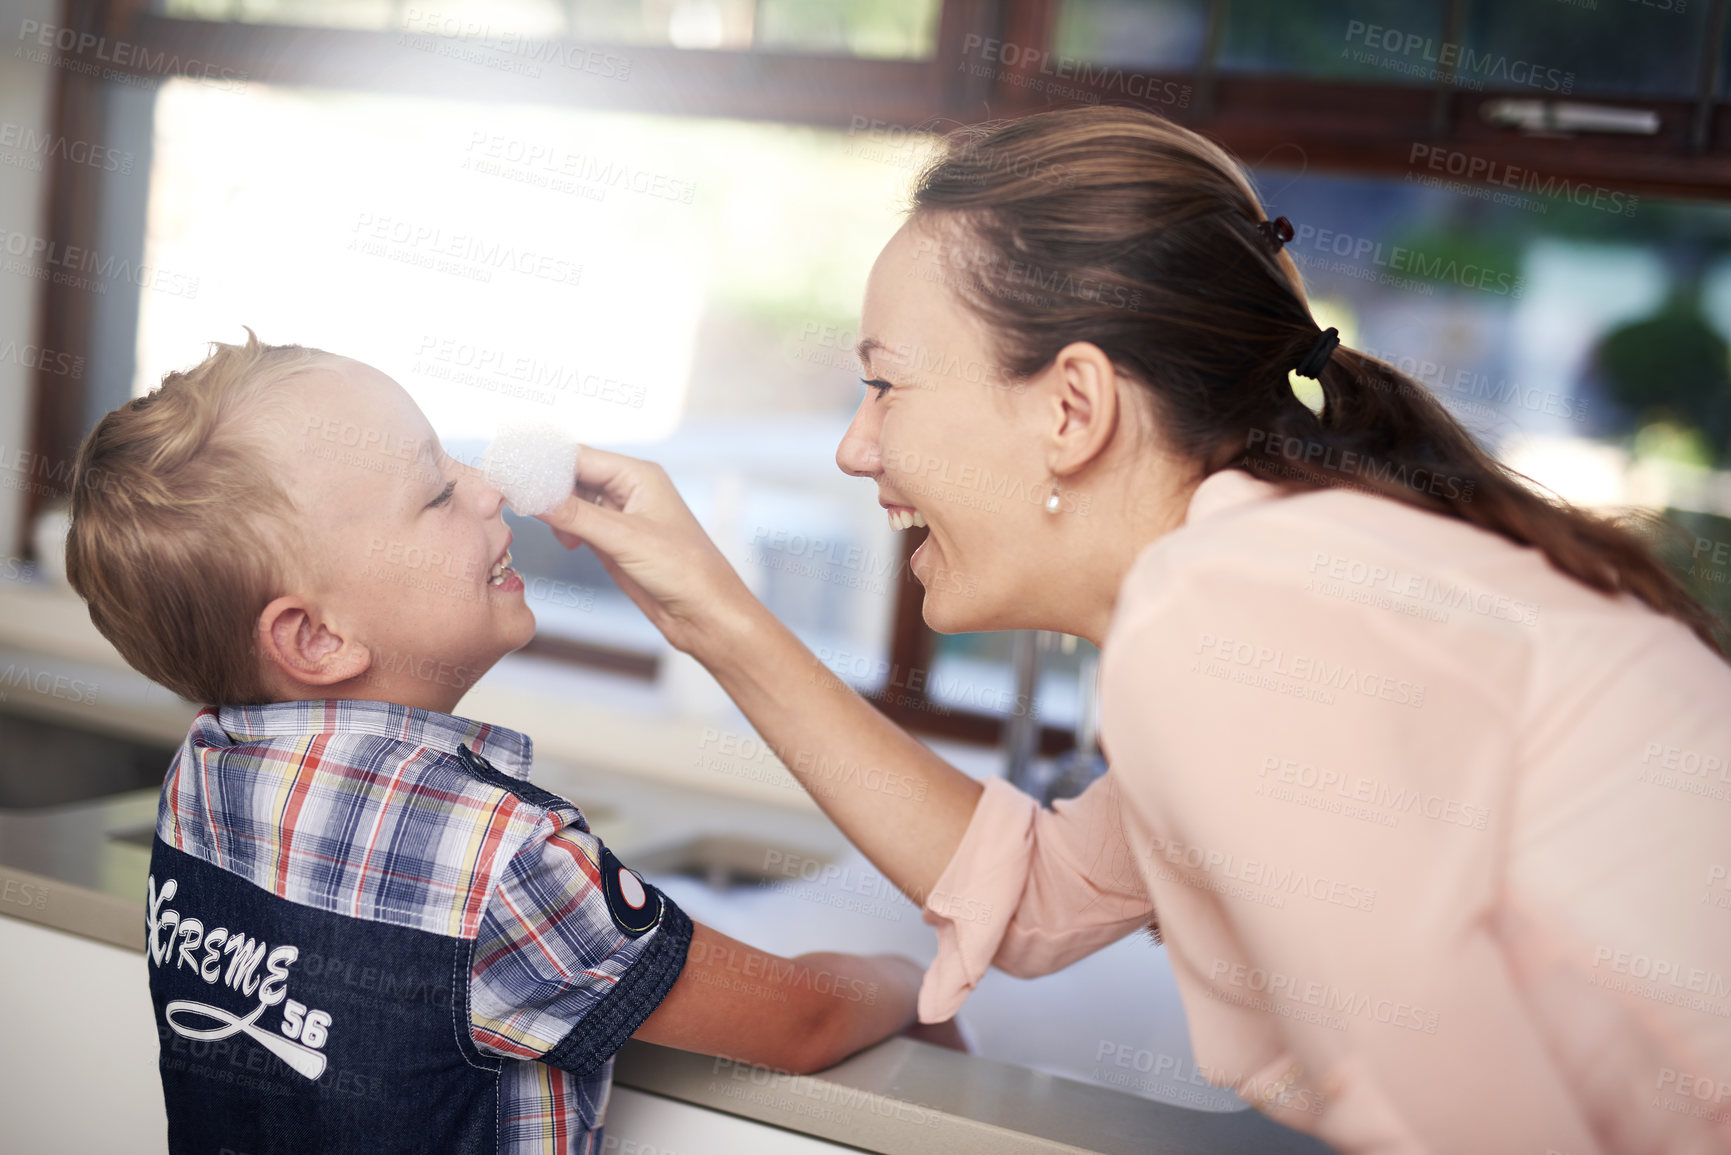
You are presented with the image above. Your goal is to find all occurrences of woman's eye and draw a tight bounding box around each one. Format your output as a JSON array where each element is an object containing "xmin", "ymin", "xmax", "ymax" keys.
[
  {"xmin": 428, "ymin": 480, "xmax": 456, "ymax": 509},
  {"xmin": 862, "ymin": 377, "xmax": 893, "ymax": 399}
]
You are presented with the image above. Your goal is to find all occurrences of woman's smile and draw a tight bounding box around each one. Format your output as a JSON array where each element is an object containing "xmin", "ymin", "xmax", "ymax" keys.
[{"xmin": 882, "ymin": 501, "xmax": 928, "ymax": 531}]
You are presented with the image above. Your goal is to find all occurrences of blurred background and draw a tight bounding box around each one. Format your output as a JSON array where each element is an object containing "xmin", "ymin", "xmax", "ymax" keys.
[
  {"xmin": 7, "ymin": 0, "xmax": 1731, "ymax": 738},
  {"xmin": 2, "ymin": 0, "xmax": 1730, "ymax": 1125}
]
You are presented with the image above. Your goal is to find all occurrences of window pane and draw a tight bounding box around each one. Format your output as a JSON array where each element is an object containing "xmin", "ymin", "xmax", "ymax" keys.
[
  {"xmin": 137, "ymin": 81, "xmax": 918, "ymax": 668},
  {"xmin": 1205, "ymin": 0, "xmax": 1709, "ymax": 96},
  {"xmin": 1461, "ymin": 0, "xmax": 1709, "ymax": 98},
  {"xmin": 1222, "ymin": 0, "xmax": 1448, "ymax": 87},
  {"xmin": 754, "ymin": 0, "xmax": 940, "ymax": 59},
  {"xmin": 1246, "ymin": 169, "xmax": 1731, "ymax": 628},
  {"xmin": 570, "ymin": 0, "xmax": 753, "ymax": 47},
  {"xmin": 927, "ymin": 631, "xmax": 1097, "ymax": 731},
  {"xmin": 158, "ymin": 0, "xmax": 564, "ymax": 34},
  {"xmin": 1721, "ymin": 11, "xmax": 1731, "ymax": 98},
  {"xmin": 155, "ymin": 0, "xmax": 942, "ymax": 57},
  {"xmin": 1052, "ymin": 0, "xmax": 1208, "ymax": 70}
]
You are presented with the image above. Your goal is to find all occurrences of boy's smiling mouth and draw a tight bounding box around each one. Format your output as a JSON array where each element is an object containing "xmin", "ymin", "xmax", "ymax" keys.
[{"xmin": 486, "ymin": 533, "xmax": 520, "ymax": 590}]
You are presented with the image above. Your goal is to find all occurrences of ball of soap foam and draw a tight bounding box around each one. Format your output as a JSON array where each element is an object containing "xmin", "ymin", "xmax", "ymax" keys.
[{"xmin": 482, "ymin": 420, "xmax": 581, "ymax": 516}]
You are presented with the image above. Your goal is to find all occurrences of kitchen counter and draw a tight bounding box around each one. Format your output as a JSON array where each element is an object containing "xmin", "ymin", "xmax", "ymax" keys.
[
  {"xmin": 0, "ymin": 781, "xmax": 1330, "ymax": 1155},
  {"xmin": 0, "ymin": 574, "xmax": 1330, "ymax": 1153}
]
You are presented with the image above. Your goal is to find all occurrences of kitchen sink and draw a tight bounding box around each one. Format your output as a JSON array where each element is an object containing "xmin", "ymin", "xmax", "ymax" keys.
[
  {"xmin": 0, "ymin": 707, "xmax": 177, "ymax": 809},
  {"xmin": 632, "ymin": 833, "xmax": 835, "ymax": 890}
]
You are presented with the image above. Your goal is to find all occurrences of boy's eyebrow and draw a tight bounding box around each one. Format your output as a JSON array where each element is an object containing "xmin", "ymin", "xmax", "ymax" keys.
[
  {"xmin": 407, "ymin": 437, "xmax": 444, "ymax": 506},
  {"xmin": 415, "ymin": 436, "xmax": 449, "ymax": 476}
]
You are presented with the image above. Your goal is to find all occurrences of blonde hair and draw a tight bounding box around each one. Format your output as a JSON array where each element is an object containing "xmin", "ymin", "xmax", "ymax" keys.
[{"xmin": 65, "ymin": 329, "xmax": 341, "ymax": 705}]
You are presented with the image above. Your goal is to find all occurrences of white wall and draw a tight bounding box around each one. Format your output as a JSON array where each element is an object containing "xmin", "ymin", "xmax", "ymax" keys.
[{"xmin": 0, "ymin": 0, "xmax": 58, "ymax": 561}]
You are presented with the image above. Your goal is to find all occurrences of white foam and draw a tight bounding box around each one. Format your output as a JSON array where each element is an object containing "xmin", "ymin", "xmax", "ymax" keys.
[{"xmin": 481, "ymin": 420, "xmax": 581, "ymax": 516}]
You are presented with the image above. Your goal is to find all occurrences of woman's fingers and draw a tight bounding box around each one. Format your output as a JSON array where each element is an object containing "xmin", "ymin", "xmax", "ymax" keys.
[
  {"xmin": 535, "ymin": 450, "xmax": 684, "ymax": 556},
  {"xmin": 523, "ymin": 445, "xmax": 758, "ymax": 655},
  {"xmin": 571, "ymin": 444, "xmax": 663, "ymax": 512},
  {"xmin": 534, "ymin": 489, "xmax": 629, "ymax": 553}
]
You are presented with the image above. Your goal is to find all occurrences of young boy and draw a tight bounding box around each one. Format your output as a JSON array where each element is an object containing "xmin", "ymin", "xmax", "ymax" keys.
[{"xmin": 64, "ymin": 331, "xmax": 926, "ymax": 1154}]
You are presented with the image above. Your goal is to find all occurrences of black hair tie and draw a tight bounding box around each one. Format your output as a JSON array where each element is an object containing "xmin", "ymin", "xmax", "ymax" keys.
[
  {"xmin": 1294, "ymin": 326, "xmax": 1340, "ymax": 379},
  {"xmin": 1257, "ymin": 215, "xmax": 1294, "ymax": 251}
]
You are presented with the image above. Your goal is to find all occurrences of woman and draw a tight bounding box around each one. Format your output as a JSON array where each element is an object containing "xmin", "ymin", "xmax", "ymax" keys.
[{"xmin": 539, "ymin": 107, "xmax": 1731, "ymax": 1154}]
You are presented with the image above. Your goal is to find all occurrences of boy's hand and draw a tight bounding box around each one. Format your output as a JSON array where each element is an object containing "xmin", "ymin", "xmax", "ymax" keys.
[
  {"xmin": 532, "ymin": 448, "xmax": 758, "ymax": 658},
  {"xmin": 633, "ymin": 923, "xmax": 924, "ymax": 1075}
]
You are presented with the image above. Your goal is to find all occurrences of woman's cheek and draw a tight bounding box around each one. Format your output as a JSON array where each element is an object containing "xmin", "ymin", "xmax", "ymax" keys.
[{"xmin": 880, "ymin": 440, "xmax": 917, "ymax": 492}]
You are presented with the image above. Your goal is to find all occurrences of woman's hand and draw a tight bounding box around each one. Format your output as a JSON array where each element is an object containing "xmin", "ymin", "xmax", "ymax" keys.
[
  {"xmin": 536, "ymin": 446, "xmax": 985, "ymax": 918},
  {"xmin": 533, "ymin": 447, "xmax": 758, "ymax": 657}
]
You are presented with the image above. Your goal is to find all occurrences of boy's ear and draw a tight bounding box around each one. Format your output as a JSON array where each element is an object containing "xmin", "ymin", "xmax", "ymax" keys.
[{"xmin": 257, "ymin": 596, "xmax": 372, "ymax": 687}]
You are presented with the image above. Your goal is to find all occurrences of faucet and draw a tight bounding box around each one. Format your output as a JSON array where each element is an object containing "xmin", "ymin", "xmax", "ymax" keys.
[
  {"xmin": 1001, "ymin": 629, "xmax": 1052, "ymax": 796},
  {"xmin": 1002, "ymin": 632, "xmax": 1107, "ymax": 804}
]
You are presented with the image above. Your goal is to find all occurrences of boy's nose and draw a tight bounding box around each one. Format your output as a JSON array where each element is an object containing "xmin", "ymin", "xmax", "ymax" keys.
[
  {"xmin": 477, "ymin": 473, "xmax": 508, "ymax": 517},
  {"xmin": 454, "ymin": 456, "xmax": 508, "ymax": 516}
]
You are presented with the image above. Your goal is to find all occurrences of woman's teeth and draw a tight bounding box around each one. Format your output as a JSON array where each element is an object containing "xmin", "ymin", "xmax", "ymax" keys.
[
  {"xmin": 887, "ymin": 508, "xmax": 928, "ymax": 531},
  {"xmin": 487, "ymin": 549, "xmax": 514, "ymax": 586}
]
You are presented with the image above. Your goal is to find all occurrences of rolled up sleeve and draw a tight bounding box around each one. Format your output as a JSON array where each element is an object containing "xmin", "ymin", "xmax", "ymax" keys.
[{"xmin": 918, "ymin": 771, "xmax": 1157, "ymax": 1023}]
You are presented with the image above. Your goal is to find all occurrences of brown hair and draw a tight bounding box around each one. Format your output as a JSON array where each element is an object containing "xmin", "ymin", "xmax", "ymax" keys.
[
  {"xmin": 65, "ymin": 329, "xmax": 339, "ymax": 706},
  {"xmin": 909, "ymin": 105, "xmax": 1728, "ymax": 660}
]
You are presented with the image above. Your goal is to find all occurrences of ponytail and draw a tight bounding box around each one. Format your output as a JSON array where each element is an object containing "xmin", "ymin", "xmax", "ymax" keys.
[
  {"xmin": 911, "ymin": 105, "xmax": 1728, "ymax": 661},
  {"xmin": 1241, "ymin": 344, "xmax": 1727, "ymax": 658}
]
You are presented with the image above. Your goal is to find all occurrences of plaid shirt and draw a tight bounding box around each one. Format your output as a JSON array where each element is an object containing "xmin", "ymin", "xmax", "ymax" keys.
[{"xmin": 154, "ymin": 698, "xmax": 691, "ymax": 1153}]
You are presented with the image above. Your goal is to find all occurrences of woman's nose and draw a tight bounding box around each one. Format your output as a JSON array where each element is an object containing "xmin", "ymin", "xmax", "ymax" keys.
[{"xmin": 836, "ymin": 397, "xmax": 883, "ymax": 478}]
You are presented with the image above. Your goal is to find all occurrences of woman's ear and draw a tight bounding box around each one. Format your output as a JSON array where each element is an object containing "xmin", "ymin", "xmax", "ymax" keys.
[{"xmin": 1046, "ymin": 340, "xmax": 1121, "ymax": 477}]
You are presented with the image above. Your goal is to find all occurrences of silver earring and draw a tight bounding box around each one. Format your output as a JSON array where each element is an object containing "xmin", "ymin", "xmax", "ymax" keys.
[{"xmin": 1045, "ymin": 482, "xmax": 1061, "ymax": 513}]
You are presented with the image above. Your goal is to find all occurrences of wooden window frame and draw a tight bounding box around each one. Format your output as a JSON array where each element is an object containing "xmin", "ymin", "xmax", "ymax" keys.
[{"xmin": 24, "ymin": 0, "xmax": 1731, "ymax": 744}]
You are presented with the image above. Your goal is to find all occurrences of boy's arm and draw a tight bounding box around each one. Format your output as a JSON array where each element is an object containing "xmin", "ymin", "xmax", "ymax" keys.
[
  {"xmin": 469, "ymin": 818, "xmax": 923, "ymax": 1079},
  {"xmin": 632, "ymin": 920, "xmax": 922, "ymax": 1075}
]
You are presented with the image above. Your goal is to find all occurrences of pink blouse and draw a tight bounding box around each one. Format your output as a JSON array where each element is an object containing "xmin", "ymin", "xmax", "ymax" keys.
[{"xmin": 917, "ymin": 468, "xmax": 1731, "ymax": 1154}]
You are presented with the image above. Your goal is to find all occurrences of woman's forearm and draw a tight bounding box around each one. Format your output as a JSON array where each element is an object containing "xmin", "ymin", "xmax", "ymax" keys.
[
  {"xmin": 531, "ymin": 451, "xmax": 987, "ymax": 905},
  {"xmin": 695, "ymin": 595, "xmax": 984, "ymax": 907}
]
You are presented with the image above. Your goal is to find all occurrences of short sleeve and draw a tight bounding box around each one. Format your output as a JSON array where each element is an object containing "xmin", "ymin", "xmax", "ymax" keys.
[
  {"xmin": 918, "ymin": 771, "xmax": 1157, "ymax": 1023},
  {"xmin": 469, "ymin": 818, "xmax": 692, "ymax": 1077}
]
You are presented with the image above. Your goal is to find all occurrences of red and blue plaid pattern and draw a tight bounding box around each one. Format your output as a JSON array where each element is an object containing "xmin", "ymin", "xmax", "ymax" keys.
[{"xmin": 156, "ymin": 698, "xmax": 684, "ymax": 1153}]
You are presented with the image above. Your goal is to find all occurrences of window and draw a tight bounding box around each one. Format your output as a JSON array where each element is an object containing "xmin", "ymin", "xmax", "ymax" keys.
[
  {"xmin": 23, "ymin": 0, "xmax": 1731, "ymax": 749},
  {"xmin": 156, "ymin": 0, "xmax": 944, "ymax": 58},
  {"xmin": 136, "ymin": 81, "xmax": 913, "ymax": 676}
]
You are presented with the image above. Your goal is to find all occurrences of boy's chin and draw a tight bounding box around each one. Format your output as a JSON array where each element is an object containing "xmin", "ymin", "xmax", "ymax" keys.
[{"xmin": 503, "ymin": 605, "xmax": 539, "ymax": 650}]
